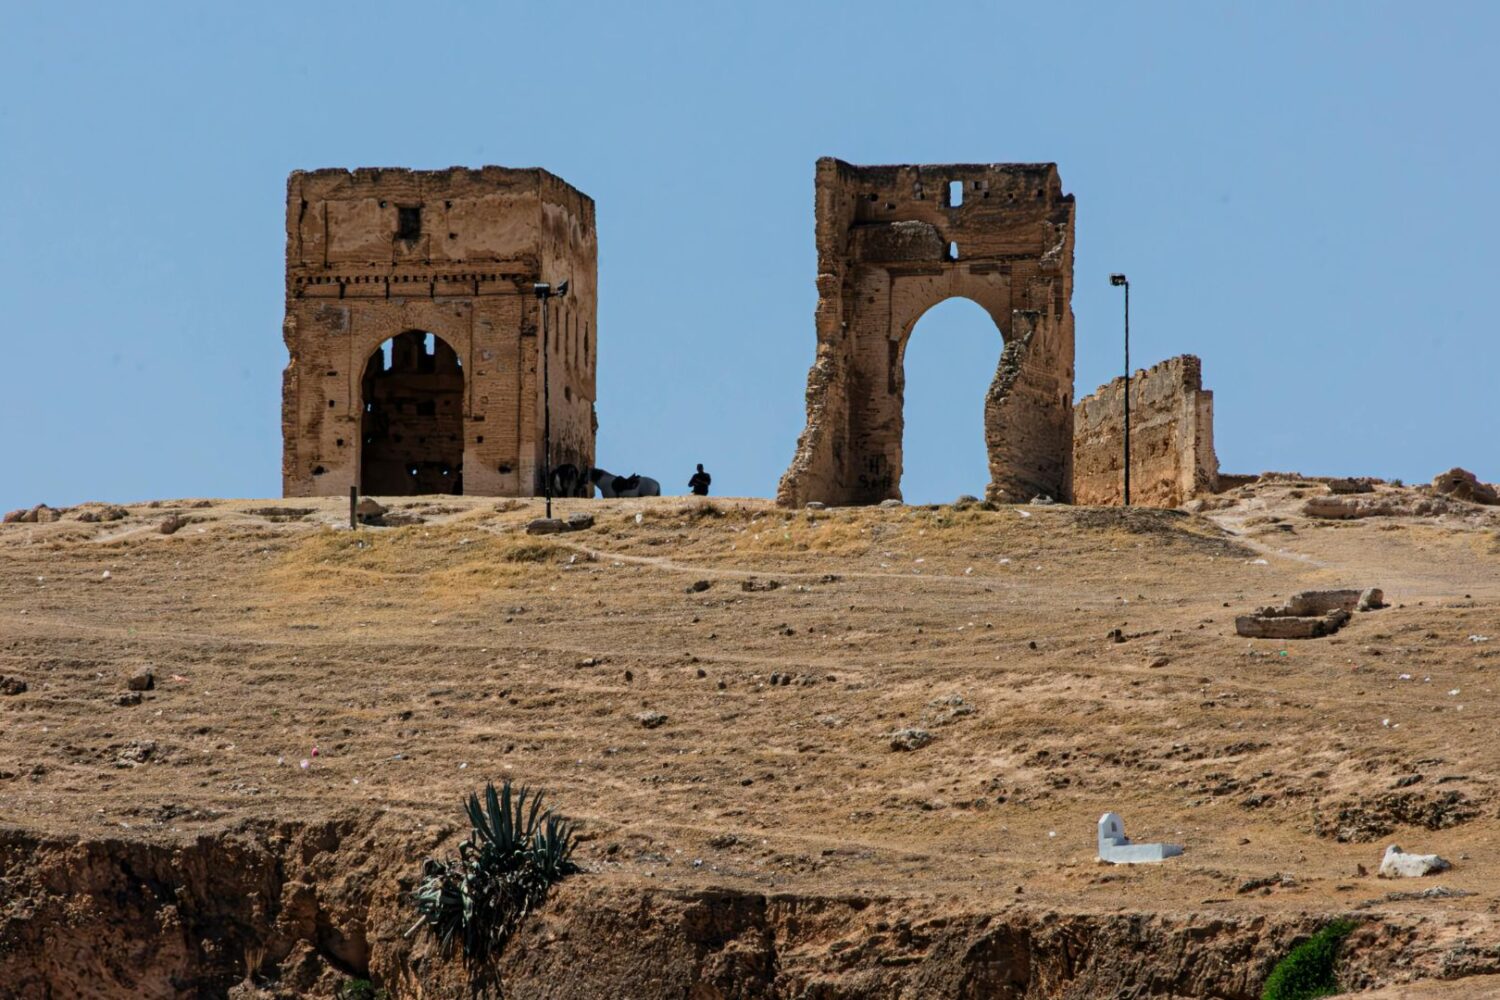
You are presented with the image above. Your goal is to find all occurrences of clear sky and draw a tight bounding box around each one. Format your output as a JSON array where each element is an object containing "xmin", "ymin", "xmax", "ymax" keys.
[{"xmin": 2, "ymin": 2, "xmax": 1495, "ymax": 509}]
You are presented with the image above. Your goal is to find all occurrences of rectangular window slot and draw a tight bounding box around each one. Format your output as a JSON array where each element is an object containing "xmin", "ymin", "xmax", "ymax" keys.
[
  {"xmin": 949, "ymin": 181, "xmax": 964, "ymax": 207},
  {"xmin": 397, "ymin": 205, "xmax": 422, "ymax": 240}
]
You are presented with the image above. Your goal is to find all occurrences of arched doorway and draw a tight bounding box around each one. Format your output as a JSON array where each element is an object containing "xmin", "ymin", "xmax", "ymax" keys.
[
  {"xmin": 360, "ymin": 331, "xmax": 464, "ymax": 495},
  {"xmin": 898, "ymin": 297, "xmax": 1003, "ymax": 505}
]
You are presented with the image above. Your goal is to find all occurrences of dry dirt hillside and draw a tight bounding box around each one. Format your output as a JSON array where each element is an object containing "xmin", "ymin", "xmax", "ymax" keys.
[{"xmin": 2, "ymin": 478, "xmax": 1499, "ymax": 998}]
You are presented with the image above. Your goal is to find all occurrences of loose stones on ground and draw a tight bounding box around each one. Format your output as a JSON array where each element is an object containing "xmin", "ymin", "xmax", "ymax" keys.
[
  {"xmin": 887, "ymin": 728, "xmax": 934, "ymax": 751},
  {"xmin": 1235, "ymin": 588, "xmax": 1384, "ymax": 639}
]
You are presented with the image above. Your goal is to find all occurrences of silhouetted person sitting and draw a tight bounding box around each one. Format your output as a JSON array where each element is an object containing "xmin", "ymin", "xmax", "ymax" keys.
[{"xmin": 688, "ymin": 464, "xmax": 712, "ymax": 496}]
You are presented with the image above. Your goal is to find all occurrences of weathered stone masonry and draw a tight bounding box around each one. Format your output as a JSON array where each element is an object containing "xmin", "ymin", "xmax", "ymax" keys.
[
  {"xmin": 1072, "ymin": 355, "xmax": 1217, "ymax": 507},
  {"xmin": 282, "ymin": 167, "xmax": 596, "ymax": 498},
  {"xmin": 778, "ymin": 159, "xmax": 1076, "ymax": 507}
]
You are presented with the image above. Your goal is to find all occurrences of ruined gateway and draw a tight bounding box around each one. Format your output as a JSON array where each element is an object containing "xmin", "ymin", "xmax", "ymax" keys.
[
  {"xmin": 779, "ymin": 159, "xmax": 1077, "ymax": 507},
  {"xmin": 281, "ymin": 167, "xmax": 597, "ymax": 498}
]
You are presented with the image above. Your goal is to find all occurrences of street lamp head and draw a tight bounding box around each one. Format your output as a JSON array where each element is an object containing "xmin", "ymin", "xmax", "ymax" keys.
[
  {"xmin": 1109, "ymin": 273, "xmax": 1128, "ymax": 286},
  {"xmin": 533, "ymin": 282, "xmax": 551, "ymax": 299}
]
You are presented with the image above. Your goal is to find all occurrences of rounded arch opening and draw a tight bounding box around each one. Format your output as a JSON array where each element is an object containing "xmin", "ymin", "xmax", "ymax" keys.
[
  {"xmin": 898, "ymin": 297, "xmax": 1002, "ymax": 505},
  {"xmin": 360, "ymin": 330, "xmax": 464, "ymax": 495}
]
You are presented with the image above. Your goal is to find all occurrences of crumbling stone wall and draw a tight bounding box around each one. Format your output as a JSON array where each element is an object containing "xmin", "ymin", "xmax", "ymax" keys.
[
  {"xmin": 282, "ymin": 167, "xmax": 597, "ymax": 497},
  {"xmin": 778, "ymin": 159, "xmax": 1076, "ymax": 507},
  {"xmin": 1072, "ymin": 355, "xmax": 1217, "ymax": 507}
]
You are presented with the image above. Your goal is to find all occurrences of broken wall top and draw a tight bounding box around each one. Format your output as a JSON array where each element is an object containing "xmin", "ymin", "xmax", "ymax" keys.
[
  {"xmin": 817, "ymin": 157, "xmax": 1074, "ymax": 269},
  {"xmin": 287, "ymin": 166, "xmax": 595, "ymax": 275}
]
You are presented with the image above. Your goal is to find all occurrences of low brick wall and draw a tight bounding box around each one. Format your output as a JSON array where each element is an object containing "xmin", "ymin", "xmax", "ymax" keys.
[{"xmin": 1072, "ymin": 355, "xmax": 1217, "ymax": 507}]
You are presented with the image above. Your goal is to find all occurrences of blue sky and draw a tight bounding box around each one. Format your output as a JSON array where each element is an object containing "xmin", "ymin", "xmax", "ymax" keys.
[{"xmin": 2, "ymin": 2, "xmax": 1495, "ymax": 508}]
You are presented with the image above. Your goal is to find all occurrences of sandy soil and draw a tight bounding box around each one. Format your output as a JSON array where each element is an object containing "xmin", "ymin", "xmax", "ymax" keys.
[{"xmin": 2, "ymin": 479, "xmax": 1499, "ymax": 990}]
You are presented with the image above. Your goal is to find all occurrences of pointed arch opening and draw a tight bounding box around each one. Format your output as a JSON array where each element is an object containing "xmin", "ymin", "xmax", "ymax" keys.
[
  {"xmin": 360, "ymin": 331, "xmax": 464, "ymax": 495},
  {"xmin": 897, "ymin": 297, "xmax": 1003, "ymax": 505}
]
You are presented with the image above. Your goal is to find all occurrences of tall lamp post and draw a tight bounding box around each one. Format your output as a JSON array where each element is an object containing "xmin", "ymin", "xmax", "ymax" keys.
[
  {"xmin": 534, "ymin": 279, "xmax": 569, "ymax": 518},
  {"xmin": 1109, "ymin": 273, "xmax": 1131, "ymax": 506}
]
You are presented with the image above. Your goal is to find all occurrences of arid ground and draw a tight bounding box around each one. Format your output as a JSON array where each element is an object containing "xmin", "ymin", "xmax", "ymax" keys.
[{"xmin": 2, "ymin": 479, "xmax": 1499, "ymax": 998}]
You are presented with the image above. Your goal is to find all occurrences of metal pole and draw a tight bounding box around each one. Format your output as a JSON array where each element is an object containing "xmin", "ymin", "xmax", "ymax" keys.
[
  {"xmin": 349, "ymin": 485, "xmax": 357, "ymax": 530},
  {"xmin": 1122, "ymin": 280, "xmax": 1131, "ymax": 507},
  {"xmin": 541, "ymin": 291, "xmax": 553, "ymax": 519}
]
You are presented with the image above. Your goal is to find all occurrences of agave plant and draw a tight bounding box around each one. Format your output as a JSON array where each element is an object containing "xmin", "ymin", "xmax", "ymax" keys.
[{"xmin": 408, "ymin": 780, "xmax": 579, "ymax": 988}]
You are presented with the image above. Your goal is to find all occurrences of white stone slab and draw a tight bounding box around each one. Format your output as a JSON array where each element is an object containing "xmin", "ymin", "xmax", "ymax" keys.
[{"xmin": 1097, "ymin": 812, "xmax": 1183, "ymax": 865}]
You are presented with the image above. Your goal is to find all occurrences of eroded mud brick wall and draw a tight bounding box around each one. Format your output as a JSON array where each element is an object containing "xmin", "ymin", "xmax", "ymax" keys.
[
  {"xmin": 282, "ymin": 167, "xmax": 597, "ymax": 498},
  {"xmin": 1072, "ymin": 355, "xmax": 1217, "ymax": 507},
  {"xmin": 778, "ymin": 159, "xmax": 1076, "ymax": 507}
]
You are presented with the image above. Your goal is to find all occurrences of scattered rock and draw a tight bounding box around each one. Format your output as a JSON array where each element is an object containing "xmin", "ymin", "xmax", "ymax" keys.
[
  {"xmin": 0, "ymin": 676, "xmax": 27, "ymax": 696},
  {"xmin": 159, "ymin": 513, "xmax": 187, "ymax": 535},
  {"xmin": 114, "ymin": 740, "xmax": 157, "ymax": 768},
  {"xmin": 565, "ymin": 513, "xmax": 595, "ymax": 531},
  {"xmin": 525, "ymin": 517, "xmax": 566, "ymax": 535},
  {"xmin": 1431, "ymin": 467, "xmax": 1499, "ymax": 505},
  {"xmin": 1031, "ymin": 494, "xmax": 1057, "ymax": 505},
  {"xmin": 804, "ymin": 501, "xmax": 826, "ymax": 510},
  {"xmin": 76, "ymin": 505, "xmax": 129, "ymax": 523},
  {"xmin": 5, "ymin": 504, "xmax": 62, "ymax": 524},
  {"xmin": 126, "ymin": 668, "xmax": 155, "ymax": 692},
  {"xmin": 354, "ymin": 498, "xmax": 387, "ymax": 524},
  {"xmin": 741, "ymin": 578, "xmax": 781, "ymax": 592},
  {"xmin": 1327, "ymin": 478, "xmax": 1375, "ymax": 494},
  {"xmin": 1147, "ymin": 654, "xmax": 1171, "ymax": 669},
  {"xmin": 634, "ymin": 710, "xmax": 667, "ymax": 729},
  {"xmin": 707, "ymin": 833, "xmax": 740, "ymax": 849},
  {"xmin": 1315, "ymin": 790, "xmax": 1479, "ymax": 842},
  {"xmin": 1106, "ymin": 628, "xmax": 1126, "ymax": 644},
  {"xmin": 115, "ymin": 691, "xmax": 143, "ymax": 707},
  {"xmin": 1379, "ymin": 844, "xmax": 1451, "ymax": 878},
  {"xmin": 878, "ymin": 499, "xmax": 903, "ymax": 509},
  {"xmin": 1303, "ymin": 495, "xmax": 1458, "ymax": 519},
  {"xmin": 1235, "ymin": 588, "xmax": 1382, "ymax": 639},
  {"xmin": 954, "ymin": 494, "xmax": 980, "ymax": 508},
  {"xmin": 927, "ymin": 694, "xmax": 976, "ymax": 724},
  {"xmin": 888, "ymin": 728, "xmax": 934, "ymax": 752},
  {"xmin": 686, "ymin": 580, "xmax": 712, "ymax": 593}
]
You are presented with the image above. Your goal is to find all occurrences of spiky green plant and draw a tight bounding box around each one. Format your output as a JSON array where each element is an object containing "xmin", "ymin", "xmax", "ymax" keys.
[{"xmin": 408, "ymin": 781, "xmax": 579, "ymax": 991}]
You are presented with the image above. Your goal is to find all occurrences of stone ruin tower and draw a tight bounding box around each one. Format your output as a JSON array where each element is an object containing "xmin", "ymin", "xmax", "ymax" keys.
[
  {"xmin": 779, "ymin": 158, "xmax": 1076, "ymax": 506},
  {"xmin": 281, "ymin": 167, "xmax": 597, "ymax": 498}
]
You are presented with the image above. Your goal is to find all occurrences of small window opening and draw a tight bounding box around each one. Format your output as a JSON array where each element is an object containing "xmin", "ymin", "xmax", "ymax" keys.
[
  {"xmin": 312, "ymin": 465, "xmax": 326, "ymax": 476},
  {"xmin": 397, "ymin": 205, "xmax": 422, "ymax": 240},
  {"xmin": 328, "ymin": 399, "xmax": 336, "ymax": 408},
  {"xmin": 948, "ymin": 242, "xmax": 960, "ymax": 261},
  {"xmin": 949, "ymin": 181, "xmax": 964, "ymax": 207}
]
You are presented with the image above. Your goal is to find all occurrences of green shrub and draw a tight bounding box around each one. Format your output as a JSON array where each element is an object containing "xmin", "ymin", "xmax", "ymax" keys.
[
  {"xmin": 335, "ymin": 979, "xmax": 388, "ymax": 1000},
  {"xmin": 1261, "ymin": 920, "xmax": 1357, "ymax": 1000},
  {"xmin": 408, "ymin": 781, "xmax": 579, "ymax": 991}
]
